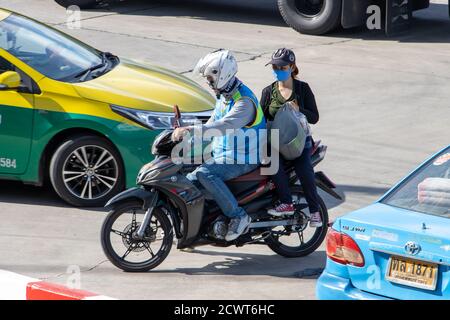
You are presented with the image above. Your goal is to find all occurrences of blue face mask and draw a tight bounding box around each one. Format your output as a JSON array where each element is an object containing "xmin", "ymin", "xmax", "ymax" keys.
[{"xmin": 273, "ymin": 68, "xmax": 291, "ymax": 82}]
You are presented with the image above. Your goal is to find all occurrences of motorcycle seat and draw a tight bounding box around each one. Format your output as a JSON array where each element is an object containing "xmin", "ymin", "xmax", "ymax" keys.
[
  {"xmin": 228, "ymin": 140, "xmax": 322, "ymax": 183},
  {"xmin": 228, "ymin": 167, "xmax": 269, "ymax": 183}
]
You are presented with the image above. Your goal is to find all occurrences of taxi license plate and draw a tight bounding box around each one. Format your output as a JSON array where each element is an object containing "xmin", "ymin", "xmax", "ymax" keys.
[{"xmin": 386, "ymin": 256, "xmax": 438, "ymax": 291}]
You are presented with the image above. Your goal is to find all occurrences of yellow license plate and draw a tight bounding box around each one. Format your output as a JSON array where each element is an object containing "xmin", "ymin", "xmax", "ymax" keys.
[{"xmin": 386, "ymin": 256, "xmax": 438, "ymax": 291}]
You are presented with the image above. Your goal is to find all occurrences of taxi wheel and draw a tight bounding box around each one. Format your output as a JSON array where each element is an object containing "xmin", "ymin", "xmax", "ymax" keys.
[{"xmin": 50, "ymin": 135, "xmax": 125, "ymax": 207}]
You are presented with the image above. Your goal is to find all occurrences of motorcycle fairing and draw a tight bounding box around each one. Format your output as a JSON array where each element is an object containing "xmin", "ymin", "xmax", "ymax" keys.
[{"xmin": 148, "ymin": 174, "xmax": 206, "ymax": 249}]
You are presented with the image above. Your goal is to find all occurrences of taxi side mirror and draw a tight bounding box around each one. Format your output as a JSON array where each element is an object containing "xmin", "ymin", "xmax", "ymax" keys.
[{"xmin": 0, "ymin": 71, "xmax": 21, "ymax": 91}]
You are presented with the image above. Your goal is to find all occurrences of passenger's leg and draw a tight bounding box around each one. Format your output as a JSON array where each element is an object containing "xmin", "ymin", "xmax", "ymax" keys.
[
  {"xmin": 292, "ymin": 146, "xmax": 322, "ymax": 227},
  {"xmin": 271, "ymin": 157, "xmax": 293, "ymax": 203},
  {"xmin": 268, "ymin": 158, "xmax": 296, "ymax": 216}
]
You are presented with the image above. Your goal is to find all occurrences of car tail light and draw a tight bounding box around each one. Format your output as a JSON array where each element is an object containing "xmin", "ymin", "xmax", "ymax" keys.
[{"xmin": 326, "ymin": 229, "xmax": 365, "ymax": 267}]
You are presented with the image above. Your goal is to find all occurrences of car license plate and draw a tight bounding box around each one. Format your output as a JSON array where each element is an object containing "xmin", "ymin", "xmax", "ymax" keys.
[{"xmin": 386, "ymin": 256, "xmax": 438, "ymax": 291}]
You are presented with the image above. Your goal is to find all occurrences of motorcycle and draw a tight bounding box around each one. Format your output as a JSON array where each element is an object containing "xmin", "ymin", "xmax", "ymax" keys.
[{"xmin": 101, "ymin": 106, "xmax": 342, "ymax": 272}]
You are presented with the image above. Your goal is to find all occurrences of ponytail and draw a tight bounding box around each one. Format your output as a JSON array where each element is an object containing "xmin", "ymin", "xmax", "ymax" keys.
[{"xmin": 291, "ymin": 63, "xmax": 299, "ymax": 78}]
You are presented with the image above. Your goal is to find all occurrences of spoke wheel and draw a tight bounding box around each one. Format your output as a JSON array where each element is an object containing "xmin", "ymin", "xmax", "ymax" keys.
[
  {"xmin": 63, "ymin": 145, "xmax": 118, "ymax": 200},
  {"xmin": 101, "ymin": 201, "xmax": 173, "ymax": 272},
  {"xmin": 50, "ymin": 135, "xmax": 124, "ymax": 207},
  {"xmin": 265, "ymin": 190, "xmax": 329, "ymax": 258}
]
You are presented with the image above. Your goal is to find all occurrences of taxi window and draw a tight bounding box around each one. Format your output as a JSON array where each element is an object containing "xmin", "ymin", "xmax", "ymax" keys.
[
  {"xmin": 383, "ymin": 148, "xmax": 450, "ymax": 218},
  {"xmin": 0, "ymin": 13, "xmax": 103, "ymax": 82},
  {"xmin": 0, "ymin": 28, "xmax": 7, "ymax": 49},
  {"xmin": 0, "ymin": 55, "xmax": 37, "ymax": 93},
  {"xmin": 0, "ymin": 55, "xmax": 14, "ymax": 73}
]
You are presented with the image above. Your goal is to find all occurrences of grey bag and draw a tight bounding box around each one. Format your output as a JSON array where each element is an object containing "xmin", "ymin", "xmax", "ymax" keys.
[{"xmin": 268, "ymin": 102, "xmax": 309, "ymax": 160}]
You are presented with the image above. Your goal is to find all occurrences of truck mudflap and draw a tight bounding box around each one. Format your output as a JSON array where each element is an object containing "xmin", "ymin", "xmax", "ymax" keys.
[
  {"xmin": 342, "ymin": 0, "xmax": 371, "ymax": 29},
  {"xmin": 385, "ymin": 0, "xmax": 413, "ymax": 35},
  {"xmin": 343, "ymin": 0, "xmax": 442, "ymax": 35}
]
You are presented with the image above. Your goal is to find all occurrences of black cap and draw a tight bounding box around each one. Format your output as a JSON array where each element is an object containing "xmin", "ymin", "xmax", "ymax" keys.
[{"xmin": 266, "ymin": 48, "xmax": 296, "ymax": 67}]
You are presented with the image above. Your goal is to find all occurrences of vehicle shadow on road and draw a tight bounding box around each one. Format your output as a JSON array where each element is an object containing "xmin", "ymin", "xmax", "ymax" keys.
[
  {"xmin": 0, "ymin": 180, "xmax": 386, "ymax": 212},
  {"xmin": 90, "ymin": 1, "xmax": 450, "ymax": 43},
  {"xmin": 0, "ymin": 181, "xmax": 105, "ymax": 211},
  {"xmin": 154, "ymin": 249, "xmax": 327, "ymax": 279},
  {"xmin": 319, "ymin": 183, "xmax": 389, "ymax": 209},
  {"xmin": 336, "ymin": 184, "xmax": 389, "ymax": 198},
  {"xmin": 91, "ymin": 0, "xmax": 286, "ymax": 27}
]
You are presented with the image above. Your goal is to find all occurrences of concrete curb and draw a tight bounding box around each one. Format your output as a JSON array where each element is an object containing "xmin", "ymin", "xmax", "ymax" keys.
[{"xmin": 0, "ymin": 270, "xmax": 115, "ymax": 300}]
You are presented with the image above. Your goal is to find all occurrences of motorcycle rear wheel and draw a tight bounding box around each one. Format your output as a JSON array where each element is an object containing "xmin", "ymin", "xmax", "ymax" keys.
[
  {"xmin": 101, "ymin": 201, "xmax": 173, "ymax": 272},
  {"xmin": 265, "ymin": 193, "xmax": 328, "ymax": 258}
]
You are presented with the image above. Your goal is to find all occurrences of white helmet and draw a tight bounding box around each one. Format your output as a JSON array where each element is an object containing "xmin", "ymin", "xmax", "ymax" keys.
[{"xmin": 193, "ymin": 49, "xmax": 238, "ymax": 91}]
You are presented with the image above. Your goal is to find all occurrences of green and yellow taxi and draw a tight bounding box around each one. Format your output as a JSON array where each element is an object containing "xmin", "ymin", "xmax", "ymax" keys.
[{"xmin": 0, "ymin": 8, "xmax": 214, "ymax": 206}]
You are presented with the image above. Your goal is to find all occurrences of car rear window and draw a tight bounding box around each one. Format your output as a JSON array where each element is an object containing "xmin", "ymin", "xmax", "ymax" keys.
[{"xmin": 382, "ymin": 147, "xmax": 450, "ymax": 218}]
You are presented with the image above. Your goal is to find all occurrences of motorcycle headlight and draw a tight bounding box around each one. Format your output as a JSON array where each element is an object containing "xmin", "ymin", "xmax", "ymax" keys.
[{"xmin": 111, "ymin": 105, "xmax": 203, "ymax": 130}]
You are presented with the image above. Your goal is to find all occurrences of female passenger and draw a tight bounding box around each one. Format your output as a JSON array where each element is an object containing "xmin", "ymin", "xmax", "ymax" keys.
[{"xmin": 261, "ymin": 48, "xmax": 322, "ymax": 227}]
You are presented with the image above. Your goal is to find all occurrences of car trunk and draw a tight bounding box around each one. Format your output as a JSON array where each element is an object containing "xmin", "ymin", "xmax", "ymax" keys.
[{"xmin": 337, "ymin": 203, "xmax": 450, "ymax": 299}]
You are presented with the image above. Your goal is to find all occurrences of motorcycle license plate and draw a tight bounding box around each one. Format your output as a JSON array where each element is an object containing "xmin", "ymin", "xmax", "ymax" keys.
[{"xmin": 386, "ymin": 256, "xmax": 438, "ymax": 291}]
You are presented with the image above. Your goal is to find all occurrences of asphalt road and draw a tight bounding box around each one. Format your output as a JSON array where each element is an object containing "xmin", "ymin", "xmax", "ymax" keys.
[{"xmin": 0, "ymin": 0, "xmax": 449, "ymax": 300}]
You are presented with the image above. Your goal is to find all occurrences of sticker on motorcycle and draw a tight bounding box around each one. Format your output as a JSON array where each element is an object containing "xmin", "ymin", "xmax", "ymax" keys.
[{"xmin": 433, "ymin": 153, "xmax": 450, "ymax": 166}]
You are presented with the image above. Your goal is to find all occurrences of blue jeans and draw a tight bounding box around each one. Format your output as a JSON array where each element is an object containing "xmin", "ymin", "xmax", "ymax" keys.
[{"xmin": 187, "ymin": 162, "xmax": 258, "ymax": 218}]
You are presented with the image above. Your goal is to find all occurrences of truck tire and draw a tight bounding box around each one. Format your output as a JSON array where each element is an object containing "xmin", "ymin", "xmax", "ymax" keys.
[
  {"xmin": 49, "ymin": 135, "xmax": 125, "ymax": 207},
  {"xmin": 55, "ymin": 0, "xmax": 100, "ymax": 9},
  {"xmin": 278, "ymin": 0, "xmax": 342, "ymax": 35}
]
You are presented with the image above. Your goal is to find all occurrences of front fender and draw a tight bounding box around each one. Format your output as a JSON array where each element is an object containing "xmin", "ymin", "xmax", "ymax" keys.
[{"xmin": 105, "ymin": 187, "xmax": 155, "ymax": 209}]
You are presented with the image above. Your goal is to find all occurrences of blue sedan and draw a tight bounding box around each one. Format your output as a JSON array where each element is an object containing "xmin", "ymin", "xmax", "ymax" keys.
[{"xmin": 317, "ymin": 145, "xmax": 450, "ymax": 300}]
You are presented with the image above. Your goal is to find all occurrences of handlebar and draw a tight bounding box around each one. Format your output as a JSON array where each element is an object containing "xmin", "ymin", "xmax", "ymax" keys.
[{"xmin": 173, "ymin": 105, "xmax": 181, "ymax": 128}]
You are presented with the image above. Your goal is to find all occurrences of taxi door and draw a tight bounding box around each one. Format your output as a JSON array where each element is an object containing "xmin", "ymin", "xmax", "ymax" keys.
[{"xmin": 0, "ymin": 54, "xmax": 35, "ymax": 175}]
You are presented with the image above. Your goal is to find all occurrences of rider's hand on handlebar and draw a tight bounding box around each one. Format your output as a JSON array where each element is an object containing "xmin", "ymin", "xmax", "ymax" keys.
[{"xmin": 172, "ymin": 127, "xmax": 191, "ymax": 142}]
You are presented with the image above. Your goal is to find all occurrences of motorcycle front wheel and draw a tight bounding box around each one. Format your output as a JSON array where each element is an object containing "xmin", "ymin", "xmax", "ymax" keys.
[
  {"xmin": 265, "ymin": 192, "xmax": 328, "ymax": 258},
  {"xmin": 101, "ymin": 201, "xmax": 173, "ymax": 272}
]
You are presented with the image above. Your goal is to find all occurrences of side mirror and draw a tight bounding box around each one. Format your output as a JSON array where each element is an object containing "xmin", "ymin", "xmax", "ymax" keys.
[{"xmin": 0, "ymin": 71, "xmax": 21, "ymax": 91}]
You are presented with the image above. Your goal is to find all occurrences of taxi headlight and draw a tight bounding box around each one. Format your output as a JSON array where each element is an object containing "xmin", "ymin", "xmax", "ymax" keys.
[{"xmin": 111, "ymin": 105, "xmax": 200, "ymax": 130}]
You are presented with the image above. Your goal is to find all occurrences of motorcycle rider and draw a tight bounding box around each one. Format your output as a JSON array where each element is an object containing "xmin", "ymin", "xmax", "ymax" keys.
[{"xmin": 172, "ymin": 49, "xmax": 266, "ymax": 241}]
